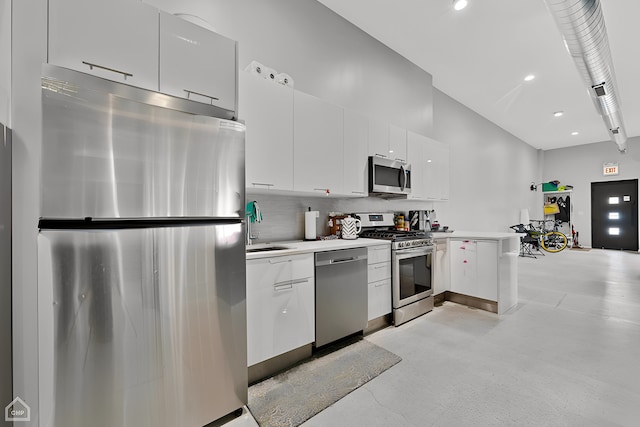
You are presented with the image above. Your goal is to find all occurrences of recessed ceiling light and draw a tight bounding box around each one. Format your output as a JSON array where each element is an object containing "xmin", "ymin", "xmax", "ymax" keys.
[
  {"xmin": 524, "ymin": 74, "xmax": 536, "ymax": 82},
  {"xmin": 553, "ymin": 111, "xmax": 564, "ymax": 117},
  {"xmin": 571, "ymin": 131, "xmax": 579, "ymax": 136},
  {"xmin": 453, "ymin": 0, "xmax": 468, "ymax": 11}
]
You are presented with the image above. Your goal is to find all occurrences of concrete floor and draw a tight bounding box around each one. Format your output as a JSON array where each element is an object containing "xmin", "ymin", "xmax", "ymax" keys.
[{"xmin": 301, "ymin": 249, "xmax": 640, "ymax": 426}]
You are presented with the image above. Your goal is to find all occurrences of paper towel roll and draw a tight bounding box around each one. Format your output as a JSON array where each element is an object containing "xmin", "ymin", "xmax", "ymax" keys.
[
  {"xmin": 275, "ymin": 72, "xmax": 294, "ymax": 87},
  {"xmin": 305, "ymin": 210, "xmax": 319, "ymax": 240},
  {"xmin": 244, "ymin": 60, "xmax": 265, "ymax": 77},
  {"xmin": 262, "ymin": 66, "xmax": 277, "ymax": 81}
]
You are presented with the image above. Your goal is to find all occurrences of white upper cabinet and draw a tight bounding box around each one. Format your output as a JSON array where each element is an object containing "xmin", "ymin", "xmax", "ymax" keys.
[
  {"xmin": 343, "ymin": 109, "xmax": 369, "ymax": 196},
  {"xmin": 368, "ymin": 121, "xmax": 407, "ymax": 163},
  {"xmin": 407, "ymin": 131, "xmax": 428, "ymax": 200},
  {"xmin": 368, "ymin": 120, "xmax": 390, "ymax": 159},
  {"xmin": 239, "ymin": 72, "xmax": 294, "ymax": 191},
  {"xmin": 388, "ymin": 124, "xmax": 407, "ymax": 163},
  {"xmin": 48, "ymin": 0, "xmax": 159, "ymax": 91},
  {"xmin": 425, "ymin": 138, "xmax": 450, "ymax": 201},
  {"xmin": 293, "ymin": 91, "xmax": 344, "ymax": 195},
  {"xmin": 407, "ymin": 131, "xmax": 450, "ymax": 201},
  {"xmin": 159, "ymin": 12, "xmax": 236, "ymax": 111}
]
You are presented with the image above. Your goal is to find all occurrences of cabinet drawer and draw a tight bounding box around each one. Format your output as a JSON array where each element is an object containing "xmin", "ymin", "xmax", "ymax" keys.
[
  {"xmin": 368, "ymin": 261, "xmax": 391, "ymax": 283},
  {"xmin": 367, "ymin": 245, "xmax": 390, "ymax": 264},
  {"xmin": 368, "ymin": 279, "xmax": 391, "ymax": 321},
  {"xmin": 247, "ymin": 253, "xmax": 314, "ymax": 285}
]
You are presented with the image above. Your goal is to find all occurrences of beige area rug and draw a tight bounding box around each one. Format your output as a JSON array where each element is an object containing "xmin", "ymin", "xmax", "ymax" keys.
[{"xmin": 247, "ymin": 339, "xmax": 401, "ymax": 427}]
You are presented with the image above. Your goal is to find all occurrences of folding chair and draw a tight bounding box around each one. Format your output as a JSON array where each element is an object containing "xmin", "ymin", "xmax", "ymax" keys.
[{"xmin": 510, "ymin": 224, "xmax": 544, "ymax": 258}]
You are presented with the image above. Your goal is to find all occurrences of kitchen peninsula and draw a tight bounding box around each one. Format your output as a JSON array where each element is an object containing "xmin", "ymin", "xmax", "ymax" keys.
[{"xmin": 432, "ymin": 231, "xmax": 520, "ymax": 315}]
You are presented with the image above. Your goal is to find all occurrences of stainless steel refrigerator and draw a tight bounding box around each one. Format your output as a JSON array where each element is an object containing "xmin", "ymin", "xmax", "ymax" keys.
[{"xmin": 37, "ymin": 65, "xmax": 247, "ymax": 427}]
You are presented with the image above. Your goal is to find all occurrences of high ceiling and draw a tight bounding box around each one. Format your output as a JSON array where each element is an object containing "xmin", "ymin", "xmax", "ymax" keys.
[{"xmin": 316, "ymin": 0, "xmax": 640, "ymax": 151}]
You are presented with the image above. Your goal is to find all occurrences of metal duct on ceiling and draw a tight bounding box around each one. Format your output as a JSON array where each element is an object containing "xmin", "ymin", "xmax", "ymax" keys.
[{"xmin": 544, "ymin": 0, "xmax": 627, "ymax": 153}]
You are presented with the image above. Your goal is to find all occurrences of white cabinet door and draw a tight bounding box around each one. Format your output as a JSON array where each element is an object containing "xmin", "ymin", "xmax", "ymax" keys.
[
  {"xmin": 368, "ymin": 244, "xmax": 391, "ymax": 264},
  {"xmin": 368, "ymin": 280, "xmax": 391, "ymax": 321},
  {"xmin": 424, "ymin": 138, "xmax": 450, "ymax": 201},
  {"xmin": 476, "ymin": 241, "xmax": 498, "ymax": 300},
  {"xmin": 407, "ymin": 131, "xmax": 428, "ymax": 200},
  {"xmin": 450, "ymin": 239, "xmax": 477, "ymax": 297},
  {"xmin": 433, "ymin": 239, "xmax": 450, "ymax": 295},
  {"xmin": 246, "ymin": 254, "xmax": 315, "ymax": 366},
  {"xmin": 368, "ymin": 262, "xmax": 391, "ymax": 283},
  {"xmin": 293, "ymin": 91, "xmax": 344, "ymax": 195},
  {"xmin": 343, "ymin": 109, "xmax": 369, "ymax": 196},
  {"xmin": 450, "ymin": 239, "xmax": 498, "ymax": 301},
  {"xmin": 389, "ymin": 124, "xmax": 407, "ymax": 163},
  {"xmin": 48, "ymin": 0, "xmax": 159, "ymax": 91},
  {"xmin": 159, "ymin": 12, "xmax": 236, "ymax": 111},
  {"xmin": 239, "ymin": 73, "xmax": 294, "ymax": 191},
  {"xmin": 367, "ymin": 244, "xmax": 391, "ymax": 320},
  {"xmin": 368, "ymin": 120, "xmax": 389, "ymax": 159}
]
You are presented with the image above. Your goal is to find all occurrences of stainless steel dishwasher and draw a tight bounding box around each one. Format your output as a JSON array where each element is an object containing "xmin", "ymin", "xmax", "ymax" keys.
[{"xmin": 315, "ymin": 247, "xmax": 368, "ymax": 347}]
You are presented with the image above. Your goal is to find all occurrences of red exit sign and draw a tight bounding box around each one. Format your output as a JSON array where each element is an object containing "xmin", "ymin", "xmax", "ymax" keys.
[{"xmin": 603, "ymin": 162, "xmax": 619, "ymax": 176}]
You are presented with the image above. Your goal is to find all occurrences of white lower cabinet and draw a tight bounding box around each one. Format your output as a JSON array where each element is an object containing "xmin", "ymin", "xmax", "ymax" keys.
[
  {"xmin": 367, "ymin": 244, "xmax": 391, "ymax": 321},
  {"xmin": 246, "ymin": 253, "xmax": 314, "ymax": 366},
  {"xmin": 450, "ymin": 239, "xmax": 497, "ymax": 301},
  {"xmin": 434, "ymin": 239, "xmax": 450, "ymax": 295}
]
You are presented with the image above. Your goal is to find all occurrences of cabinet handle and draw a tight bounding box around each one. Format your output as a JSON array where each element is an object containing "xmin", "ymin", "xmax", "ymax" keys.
[
  {"xmin": 274, "ymin": 278, "xmax": 309, "ymax": 290},
  {"xmin": 268, "ymin": 259, "xmax": 293, "ymax": 264},
  {"xmin": 184, "ymin": 89, "xmax": 220, "ymax": 103},
  {"xmin": 372, "ymin": 247, "xmax": 388, "ymax": 251},
  {"xmin": 374, "ymin": 281, "xmax": 389, "ymax": 287},
  {"xmin": 374, "ymin": 153, "xmax": 387, "ymax": 158},
  {"xmin": 82, "ymin": 61, "xmax": 133, "ymax": 79},
  {"xmin": 351, "ymin": 191, "xmax": 365, "ymax": 195},
  {"xmin": 372, "ymin": 264, "xmax": 387, "ymax": 269},
  {"xmin": 251, "ymin": 182, "xmax": 274, "ymax": 188}
]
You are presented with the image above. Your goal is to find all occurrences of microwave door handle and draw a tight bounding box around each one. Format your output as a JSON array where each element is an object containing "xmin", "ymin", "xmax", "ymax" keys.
[{"xmin": 399, "ymin": 165, "xmax": 406, "ymax": 191}]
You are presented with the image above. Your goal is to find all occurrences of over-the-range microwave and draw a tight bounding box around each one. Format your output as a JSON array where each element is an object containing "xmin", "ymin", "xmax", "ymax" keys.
[{"xmin": 368, "ymin": 156, "xmax": 411, "ymax": 198}]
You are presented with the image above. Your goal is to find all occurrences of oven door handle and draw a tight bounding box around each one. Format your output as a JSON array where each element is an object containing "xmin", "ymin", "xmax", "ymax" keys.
[{"xmin": 394, "ymin": 246, "xmax": 433, "ymax": 257}]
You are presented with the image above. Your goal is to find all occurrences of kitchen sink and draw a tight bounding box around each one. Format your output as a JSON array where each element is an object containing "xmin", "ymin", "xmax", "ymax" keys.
[{"xmin": 246, "ymin": 245, "xmax": 291, "ymax": 253}]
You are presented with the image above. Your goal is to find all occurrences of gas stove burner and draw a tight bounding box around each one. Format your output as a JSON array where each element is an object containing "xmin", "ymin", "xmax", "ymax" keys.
[{"xmin": 360, "ymin": 228, "xmax": 433, "ymax": 249}]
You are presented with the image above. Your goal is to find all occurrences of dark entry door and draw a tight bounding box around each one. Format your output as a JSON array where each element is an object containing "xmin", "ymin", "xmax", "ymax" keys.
[{"xmin": 591, "ymin": 179, "xmax": 638, "ymax": 251}]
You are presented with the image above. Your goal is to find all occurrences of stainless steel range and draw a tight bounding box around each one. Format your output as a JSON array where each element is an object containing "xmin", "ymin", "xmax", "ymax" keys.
[{"xmin": 355, "ymin": 213, "xmax": 434, "ymax": 326}]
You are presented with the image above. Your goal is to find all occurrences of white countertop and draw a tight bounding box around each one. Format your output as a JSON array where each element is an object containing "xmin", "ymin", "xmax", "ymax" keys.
[
  {"xmin": 246, "ymin": 238, "xmax": 390, "ymax": 260},
  {"xmin": 432, "ymin": 231, "xmax": 520, "ymax": 241}
]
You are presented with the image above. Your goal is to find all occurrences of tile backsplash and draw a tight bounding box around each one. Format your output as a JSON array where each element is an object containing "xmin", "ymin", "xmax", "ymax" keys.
[{"xmin": 246, "ymin": 192, "xmax": 434, "ymax": 243}]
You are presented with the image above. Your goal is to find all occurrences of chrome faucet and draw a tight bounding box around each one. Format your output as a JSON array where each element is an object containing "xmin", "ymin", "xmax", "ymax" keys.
[{"xmin": 246, "ymin": 217, "xmax": 259, "ymax": 245}]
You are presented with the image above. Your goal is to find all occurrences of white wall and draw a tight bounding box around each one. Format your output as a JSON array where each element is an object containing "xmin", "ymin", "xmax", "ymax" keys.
[
  {"xmin": 0, "ymin": 0, "xmax": 11, "ymax": 125},
  {"xmin": 542, "ymin": 137, "xmax": 640, "ymax": 248},
  {"xmin": 144, "ymin": 0, "xmax": 434, "ymax": 136},
  {"xmin": 432, "ymin": 89, "xmax": 540, "ymax": 232}
]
